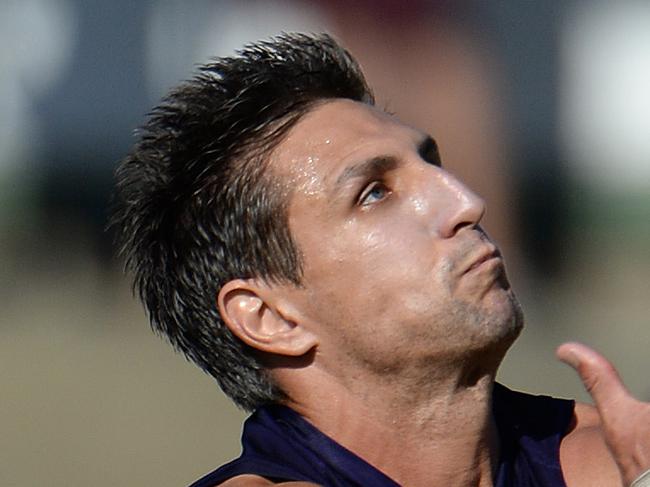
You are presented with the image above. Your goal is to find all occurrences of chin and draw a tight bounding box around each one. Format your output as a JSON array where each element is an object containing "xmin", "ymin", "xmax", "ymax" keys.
[
  {"xmin": 441, "ymin": 288, "xmax": 523, "ymax": 369},
  {"xmin": 463, "ymin": 300, "xmax": 524, "ymax": 385},
  {"xmin": 489, "ymin": 290, "xmax": 524, "ymax": 350},
  {"xmin": 472, "ymin": 285, "xmax": 524, "ymax": 350}
]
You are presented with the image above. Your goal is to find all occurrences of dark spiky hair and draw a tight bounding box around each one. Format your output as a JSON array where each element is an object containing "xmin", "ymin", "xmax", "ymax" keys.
[{"xmin": 111, "ymin": 33, "xmax": 373, "ymax": 410}]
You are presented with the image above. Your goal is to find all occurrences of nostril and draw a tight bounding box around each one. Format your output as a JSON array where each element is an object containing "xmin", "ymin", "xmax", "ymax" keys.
[{"xmin": 451, "ymin": 220, "xmax": 470, "ymax": 235}]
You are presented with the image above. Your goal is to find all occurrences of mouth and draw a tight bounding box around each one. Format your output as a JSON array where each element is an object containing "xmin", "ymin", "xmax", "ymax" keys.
[
  {"xmin": 463, "ymin": 245, "xmax": 511, "ymax": 290},
  {"xmin": 465, "ymin": 245, "xmax": 501, "ymax": 274}
]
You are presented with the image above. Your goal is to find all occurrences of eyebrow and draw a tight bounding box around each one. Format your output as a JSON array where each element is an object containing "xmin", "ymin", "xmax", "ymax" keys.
[
  {"xmin": 334, "ymin": 155, "xmax": 399, "ymax": 190},
  {"xmin": 333, "ymin": 135, "xmax": 440, "ymax": 191}
]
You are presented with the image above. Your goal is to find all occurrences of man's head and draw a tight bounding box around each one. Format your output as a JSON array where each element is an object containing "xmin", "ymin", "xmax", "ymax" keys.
[
  {"xmin": 111, "ymin": 33, "xmax": 374, "ymax": 411},
  {"xmin": 113, "ymin": 33, "xmax": 522, "ymax": 413}
]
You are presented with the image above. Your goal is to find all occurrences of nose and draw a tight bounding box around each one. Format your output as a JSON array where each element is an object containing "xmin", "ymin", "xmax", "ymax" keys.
[{"xmin": 437, "ymin": 171, "xmax": 486, "ymax": 238}]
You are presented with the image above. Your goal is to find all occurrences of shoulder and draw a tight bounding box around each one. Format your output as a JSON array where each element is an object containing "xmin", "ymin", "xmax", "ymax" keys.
[
  {"xmin": 216, "ymin": 474, "xmax": 320, "ymax": 486},
  {"xmin": 559, "ymin": 402, "xmax": 623, "ymax": 487}
]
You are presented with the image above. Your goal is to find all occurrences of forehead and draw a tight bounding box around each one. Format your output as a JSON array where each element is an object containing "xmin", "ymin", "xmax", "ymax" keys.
[{"xmin": 269, "ymin": 99, "xmax": 422, "ymax": 190}]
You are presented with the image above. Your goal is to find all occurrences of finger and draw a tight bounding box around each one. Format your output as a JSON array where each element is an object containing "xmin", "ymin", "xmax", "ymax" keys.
[{"xmin": 556, "ymin": 342, "xmax": 631, "ymax": 413}]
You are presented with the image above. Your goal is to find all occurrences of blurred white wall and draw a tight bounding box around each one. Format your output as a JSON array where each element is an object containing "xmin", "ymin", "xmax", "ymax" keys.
[{"xmin": 561, "ymin": 1, "xmax": 650, "ymax": 192}]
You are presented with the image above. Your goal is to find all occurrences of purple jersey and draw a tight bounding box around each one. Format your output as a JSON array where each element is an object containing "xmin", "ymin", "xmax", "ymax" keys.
[{"xmin": 191, "ymin": 383, "xmax": 574, "ymax": 486}]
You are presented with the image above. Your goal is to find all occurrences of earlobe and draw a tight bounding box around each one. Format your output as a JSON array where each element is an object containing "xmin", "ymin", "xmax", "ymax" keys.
[{"xmin": 217, "ymin": 279, "xmax": 318, "ymax": 357}]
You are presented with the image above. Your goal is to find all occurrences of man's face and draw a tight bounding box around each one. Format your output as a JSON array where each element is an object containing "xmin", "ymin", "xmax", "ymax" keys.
[{"xmin": 271, "ymin": 99, "xmax": 522, "ymax": 378}]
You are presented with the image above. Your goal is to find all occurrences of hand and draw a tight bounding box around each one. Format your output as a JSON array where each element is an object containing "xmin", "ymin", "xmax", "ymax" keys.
[{"xmin": 557, "ymin": 342, "xmax": 650, "ymax": 486}]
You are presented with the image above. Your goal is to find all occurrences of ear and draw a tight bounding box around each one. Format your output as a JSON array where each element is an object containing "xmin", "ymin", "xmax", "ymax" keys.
[{"xmin": 217, "ymin": 279, "xmax": 318, "ymax": 357}]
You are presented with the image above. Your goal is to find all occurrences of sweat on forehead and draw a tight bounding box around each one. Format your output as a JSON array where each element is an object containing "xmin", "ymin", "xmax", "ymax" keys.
[{"xmin": 267, "ymin": 99, "xmax": 422, "ymax": 193}]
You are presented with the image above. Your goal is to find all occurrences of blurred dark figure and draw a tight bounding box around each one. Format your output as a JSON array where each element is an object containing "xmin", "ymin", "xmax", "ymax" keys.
[{"xmin": 34, "ymin": 0, "xmax": 150, "ymax": 269}]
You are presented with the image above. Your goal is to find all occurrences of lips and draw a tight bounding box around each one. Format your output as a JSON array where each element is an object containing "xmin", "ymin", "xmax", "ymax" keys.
[{"xmin": 464, "ymin": 245, "xmax": 501, "ymax": 274}]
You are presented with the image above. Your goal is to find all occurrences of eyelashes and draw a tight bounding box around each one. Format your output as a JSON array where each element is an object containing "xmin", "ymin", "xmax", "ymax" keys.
[{"xmin": 357, "ymin": 181, "xmax": 391, "ymax": 207}]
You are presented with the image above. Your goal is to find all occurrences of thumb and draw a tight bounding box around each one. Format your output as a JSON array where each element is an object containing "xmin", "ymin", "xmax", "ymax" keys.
[{"xmin": 556, "ymin": 342, "xmax": 631, "ymax": 417}]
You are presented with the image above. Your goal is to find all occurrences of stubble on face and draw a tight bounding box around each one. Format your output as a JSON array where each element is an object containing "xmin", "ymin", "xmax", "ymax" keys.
[{"xmin": 332, "ymin": 244, "xmax": 524, "ymax": 384}]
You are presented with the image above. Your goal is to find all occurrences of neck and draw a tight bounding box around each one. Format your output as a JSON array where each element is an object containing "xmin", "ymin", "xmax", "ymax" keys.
[{"xmin": 278, "ymin": 355, "xmax": 503, "ymax": 487}]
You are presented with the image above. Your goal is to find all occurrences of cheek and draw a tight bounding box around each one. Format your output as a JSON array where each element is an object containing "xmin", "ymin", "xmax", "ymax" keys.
[{"xmin": 306, "ymin": 230, "xmax": 449, "ymax": 321}]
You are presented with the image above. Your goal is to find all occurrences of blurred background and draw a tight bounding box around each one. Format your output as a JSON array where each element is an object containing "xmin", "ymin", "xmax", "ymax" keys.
[{"xmin": 1, "ymin": 0, "xmax": 648, "ymax": 485}]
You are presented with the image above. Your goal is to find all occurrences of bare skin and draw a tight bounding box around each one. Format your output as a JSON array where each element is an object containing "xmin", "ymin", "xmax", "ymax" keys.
[
  {"xmin": 218, "ymin": 100, "xmax": 643, "ymax": 486},
  {"xmin": 558, "ymin": 343, "xmax": 650, "ymax": 487}
]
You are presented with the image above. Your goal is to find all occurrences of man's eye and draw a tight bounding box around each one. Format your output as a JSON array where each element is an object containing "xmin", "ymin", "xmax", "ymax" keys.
[{"xmin": 358, "ymin": 182, "xmax": 390, "ymax": 206}]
